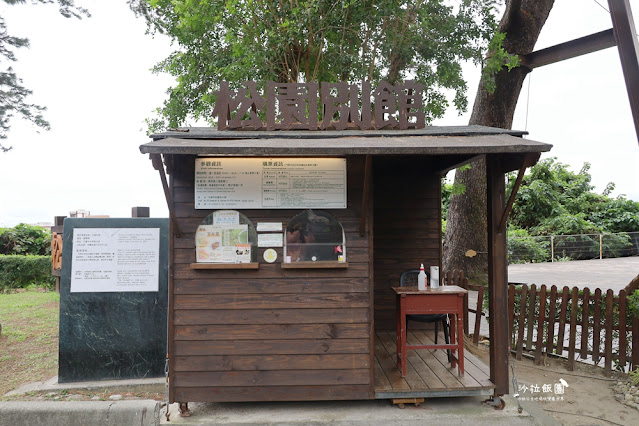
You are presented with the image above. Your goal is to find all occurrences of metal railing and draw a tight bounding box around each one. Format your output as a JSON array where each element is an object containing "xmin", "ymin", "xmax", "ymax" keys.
[{"xmin": 508, "ymin": 231, "xmax": 639, "ymax": 264}]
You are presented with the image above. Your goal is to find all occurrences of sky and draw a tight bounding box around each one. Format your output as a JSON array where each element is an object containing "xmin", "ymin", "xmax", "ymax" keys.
[{"xmin": 0, "ymin": 0, "xmax": 638, "ymax": 227}]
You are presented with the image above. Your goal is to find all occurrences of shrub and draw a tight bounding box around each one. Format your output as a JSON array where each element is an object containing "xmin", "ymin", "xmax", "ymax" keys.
[
  {"xmin": 507, "ymin": 228, "xmax": 550, "ymax": 264},
  {"xmin": 0, "ymin": 224, "xmax": 51, "ymax": 255},
  {"xmin": 0, "ymin": 255, "xmax": 55, "ymax": 292}
]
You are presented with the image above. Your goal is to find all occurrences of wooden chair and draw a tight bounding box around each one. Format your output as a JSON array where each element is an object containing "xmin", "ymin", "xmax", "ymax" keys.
[{"xmin": 399, "ymin": 270, "xmax": 451, "ymax": 361}]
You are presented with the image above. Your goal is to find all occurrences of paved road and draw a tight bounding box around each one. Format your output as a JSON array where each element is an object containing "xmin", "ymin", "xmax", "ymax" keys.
[{"xmin": 508, "ymin": 256, "xmax": 639, "ymax": 292}]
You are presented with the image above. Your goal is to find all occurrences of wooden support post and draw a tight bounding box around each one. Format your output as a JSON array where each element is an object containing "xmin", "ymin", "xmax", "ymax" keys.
[
  {"xmin": 486, "ymin": 155, "xmax": 509, "ymax": 396},
  {"xmin": 132, "ymin": 206, "xmax": 150, "ymax": 218},
  {"xmin": 150, "ymin": 154, "xmax": 181, "ymax": 236},
  {"xmin": 360, "ymin": 155, "xmax": 372, "ymax": 237},
  {"xmin": 609, "ymin": 0, "xmax": 639, "ymax": 145},
  {"xmin": 520, "ymin": 29, "xmax": 616, "ymax": 69}
]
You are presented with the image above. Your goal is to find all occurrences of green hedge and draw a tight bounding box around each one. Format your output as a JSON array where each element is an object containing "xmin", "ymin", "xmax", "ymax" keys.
[{"xmin": 0, "ymin": 255, "xmax": 55, "ymax": 292}]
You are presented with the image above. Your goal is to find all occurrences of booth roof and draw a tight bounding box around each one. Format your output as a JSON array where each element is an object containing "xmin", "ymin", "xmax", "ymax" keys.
[{"xmin": 139, "ymin": 125, "xmax": 552, "ymax": 156}]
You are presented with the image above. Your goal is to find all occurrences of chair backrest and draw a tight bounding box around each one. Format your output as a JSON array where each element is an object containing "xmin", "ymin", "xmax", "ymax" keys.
[{"xmin": 400, "ymin": 269, "xmax": 430, "ymax": 287}]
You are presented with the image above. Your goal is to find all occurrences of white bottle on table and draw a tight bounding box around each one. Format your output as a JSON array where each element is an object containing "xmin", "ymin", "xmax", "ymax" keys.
[
  {"xmin": 430, "ymin": 266, "xmax": 440, "ymax": 288},
  {"xmin": 418, "ymin": 264, "xmax": 427, "ymax": 290}
]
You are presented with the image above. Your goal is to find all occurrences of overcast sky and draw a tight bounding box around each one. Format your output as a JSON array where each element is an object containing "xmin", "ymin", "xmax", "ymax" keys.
[{"xmin": 0, "ymin": 0, "xmax": 638, "ymax": 227}]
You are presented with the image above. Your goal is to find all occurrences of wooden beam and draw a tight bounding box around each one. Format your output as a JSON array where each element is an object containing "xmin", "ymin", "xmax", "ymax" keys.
[
  {"xmin": 609, "ymin": 0, "xmax": 639, "ymax": 145},
  {"xmin": 497, "ymin": 153, "xmax": 538, "ymax": 232},
  {"xmin": 498, "ymin": 152, "xmax": 540, "ymax": 174},
  {"xmin": 436, "ymin": 154, "xmax": 485, "ymax": 176},
  {"xmin": 150, "ymin": 154, "xmax": 181, "ymax": 236},
  {"xmin": 360, "ymin": 155, "xmax": 373, "ymax": 237},
  {"xmin": 486, "ymin": 155, "xmax": 509, "ymax": 396},
  {"xmin": 520, "ymin": 29, "xmax": 616, "ymax": 69}
]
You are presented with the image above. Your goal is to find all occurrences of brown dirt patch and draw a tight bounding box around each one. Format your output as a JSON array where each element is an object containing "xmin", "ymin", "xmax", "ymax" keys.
[{"xmin": 470, "ymin": 338, "xmax": 635, "ymax": 425}]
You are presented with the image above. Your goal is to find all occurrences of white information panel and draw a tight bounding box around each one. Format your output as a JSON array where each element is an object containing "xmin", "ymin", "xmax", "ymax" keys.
[
  {"xmin": 195, "ymin": 158, "xmax": 346, "ymax": 209},
  {"xmin": 70, "ymin": 228, "xmax": 160, "ymax": 293}
]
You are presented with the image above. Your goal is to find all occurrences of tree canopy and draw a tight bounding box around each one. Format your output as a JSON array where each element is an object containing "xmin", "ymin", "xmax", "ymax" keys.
[
  {"xmin": 0, "ymin": 0, "xmax": 89, "ymax": 152},
  {"xmin": 507, "ymin": 157, "xmax": 639, "ymax": 236},
  {"xmin": 129, "ymin": 0, "xmax": 500, "ymax": 132}
]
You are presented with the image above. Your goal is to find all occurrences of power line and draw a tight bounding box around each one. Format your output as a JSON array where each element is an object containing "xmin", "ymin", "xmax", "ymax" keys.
[
  {"xmin": 525, "ymin": 74, "xmax": 531, "ymax": 132},
  {"xmin": 592, "ymin": 0, "xmax": 610, "ymax": 13}
]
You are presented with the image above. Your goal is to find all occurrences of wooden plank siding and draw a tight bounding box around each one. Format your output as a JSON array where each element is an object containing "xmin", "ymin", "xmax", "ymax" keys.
[
  {"xmin": 168, "ymin": 155, "xmax": 373, "ymax": 403},
  {"xmin": 372, "ymin": 156, "xmax": 442, "ymax": 330}
]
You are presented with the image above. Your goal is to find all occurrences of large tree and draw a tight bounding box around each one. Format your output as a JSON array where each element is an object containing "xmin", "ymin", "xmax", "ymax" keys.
[
  {"xmin": 0, "ymin": 0, "xmax": 89, "ymax": 152},
  {"xmin": 443, "ymin": 0, "xmax": 555, "ymax": 284},
  {"xmin": 129, "ymin": 0, "xmax": 499, "ymax": 131}
]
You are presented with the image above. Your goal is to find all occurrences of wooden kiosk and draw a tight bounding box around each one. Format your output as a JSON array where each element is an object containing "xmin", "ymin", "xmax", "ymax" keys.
[{"xmin": 140, "ymin": 123, "xmax": 551, "ymax": 408}]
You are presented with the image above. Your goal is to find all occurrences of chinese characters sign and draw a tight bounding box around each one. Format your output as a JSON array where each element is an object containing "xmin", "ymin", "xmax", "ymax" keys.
[
  {"xmin": 195, "ymin": 158, "xmax": 346, "ymax": 209},
  {"xmin": 212, "ymin": 80, "xmax": 425, "ymax": 131},
  {"xmin": 70, "ymin": 228, "xmax": 160, "ymax": 293}
]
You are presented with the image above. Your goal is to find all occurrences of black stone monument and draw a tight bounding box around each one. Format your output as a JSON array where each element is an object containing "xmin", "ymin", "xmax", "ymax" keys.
[{"xmin": 59, "ymin": 218, "xmax": 168, "ymax": 382}]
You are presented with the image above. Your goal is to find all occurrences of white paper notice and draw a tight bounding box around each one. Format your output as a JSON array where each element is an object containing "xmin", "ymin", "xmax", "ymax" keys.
[
  {"xmin": 70, "ymin": 228, "xmax": 160, "ymax": 293},
  {"xmin": 258, "ymin": 233, "xmax": 284, "ymax": 247}
]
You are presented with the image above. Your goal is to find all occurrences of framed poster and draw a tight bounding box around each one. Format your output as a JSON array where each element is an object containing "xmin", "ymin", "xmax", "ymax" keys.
[{"xmin": 195, "ymin": 224, "xmax": 250, "ymax": 263}]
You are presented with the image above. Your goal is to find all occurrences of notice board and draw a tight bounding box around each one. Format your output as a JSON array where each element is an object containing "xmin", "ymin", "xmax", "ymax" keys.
[{"xmin": 195, "ymin": 157, "xmax": 347, "ymax": 209}]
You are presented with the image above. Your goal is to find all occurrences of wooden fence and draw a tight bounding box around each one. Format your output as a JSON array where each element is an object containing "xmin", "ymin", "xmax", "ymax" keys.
[
  {"xmin": 447, "ymin": 271, "xmax": 639, "ymax": 375},
  {"xmin": 508, "ymin": 284, "xmax": 639, "ymax": 375}
]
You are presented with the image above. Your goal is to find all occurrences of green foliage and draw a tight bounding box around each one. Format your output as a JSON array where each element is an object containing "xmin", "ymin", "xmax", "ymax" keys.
[
  {"xmin": 0, "ymin": 1, "xmax": 89, "ymax": 151},
  {"xmin": 507, "ymin": 228, "xmax": 549, "ymax": 264},
  {"xmin": 130, "ymin": 0, "xmax": 500, "ymax": 132},
  {"xmin": 0, "ymin": 255, "xmax": 55, "ymax": 292},
  {"xmin": 480, "ymin": 31, "xmax": 520, "ymax": 93},
  {"xmin": 630, "ymin": 368, "xmax": 639, "ymax": 386},
  {"xmin": 0, "ymin": 224, "xmax": 51, "ymax": 255},
  {"xmin": 509, "ymin": 157, "xmax": 639, "ymax": 235},
  {"xmin": 629, "ymin": 290, "xmax": 639, "ymax": 318}
]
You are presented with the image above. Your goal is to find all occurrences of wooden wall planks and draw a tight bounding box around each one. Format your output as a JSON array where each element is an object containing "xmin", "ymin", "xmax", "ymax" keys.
[
  {"xmin": 168, "ymin": 155, "xmax": 373, "ymax": 402},
  {"xmin": 372, "ymin": 156, "xmax": 442, "ymax": 330}
]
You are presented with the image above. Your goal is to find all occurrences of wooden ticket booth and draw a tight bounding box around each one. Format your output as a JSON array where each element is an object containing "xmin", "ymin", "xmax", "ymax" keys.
[{"xmin": 140, "ymin": 124, "xmax": 551, "ymax": 411}]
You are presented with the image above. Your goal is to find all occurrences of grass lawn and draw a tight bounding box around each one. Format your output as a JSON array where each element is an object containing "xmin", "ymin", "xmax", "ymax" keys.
[{"xmin": 0, "ymin": 290, "xmax": 59, "ymax": 396}]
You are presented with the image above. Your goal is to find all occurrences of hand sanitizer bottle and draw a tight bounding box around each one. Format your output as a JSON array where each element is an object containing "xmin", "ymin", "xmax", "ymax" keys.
[
  {"xmin": 418, "ymin": 264, "xmax": 427, "ymax": 290},
  {"xmin": 430, "ymin": 266, "xmax": 439, "ymax": 289}
]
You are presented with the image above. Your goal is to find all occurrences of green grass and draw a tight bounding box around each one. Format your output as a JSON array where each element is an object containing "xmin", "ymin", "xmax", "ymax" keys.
[{"xmin": 0, "ymin": 290, "xmax": 59, "ymax": 396}]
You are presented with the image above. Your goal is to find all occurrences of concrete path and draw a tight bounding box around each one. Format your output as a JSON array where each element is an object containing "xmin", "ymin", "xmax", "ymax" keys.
[
  {"xmin": 2, "ymin": 376, "xmax": 556, "ymax": 426},
  {"xmin": 508, "ymin": 256, "xmax": 639, "ymax": 292},
  {"xmin": 160, "ymin": 395, "xmax": 557, "ymax": 425}
]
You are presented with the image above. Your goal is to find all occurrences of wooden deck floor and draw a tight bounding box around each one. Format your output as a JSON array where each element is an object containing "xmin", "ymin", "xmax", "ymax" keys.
[{"xmin": 374, "ymin": 329, "xmax": 495, "ymax": 399}]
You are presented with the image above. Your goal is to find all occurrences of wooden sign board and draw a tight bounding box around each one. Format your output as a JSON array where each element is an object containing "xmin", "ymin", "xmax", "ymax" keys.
[{"xmin": 195, "ymin": 157, "xmax": 347, "ymax": 209}]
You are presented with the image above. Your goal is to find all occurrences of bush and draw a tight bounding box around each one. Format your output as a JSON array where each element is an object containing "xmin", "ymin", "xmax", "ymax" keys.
[
  {"xmin": 0, "ymin": 255, "xmax": 55, "ymax": 292},
  {"xmin": 507, "ymin": 228, "xmax": 550, "ymax": 264},
  {"xmin": 0, "ymin": 223, "xmax": 51, "ymax": 255}
]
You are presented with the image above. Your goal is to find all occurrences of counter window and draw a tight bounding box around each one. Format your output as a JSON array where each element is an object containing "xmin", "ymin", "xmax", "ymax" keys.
[
  {"xmin": 195, "ymin": 210, "xmax": 257, "ymax": 263},
  {"xmin": 285, "ymin": 210, "xmax": 345, "ymax": 263}
]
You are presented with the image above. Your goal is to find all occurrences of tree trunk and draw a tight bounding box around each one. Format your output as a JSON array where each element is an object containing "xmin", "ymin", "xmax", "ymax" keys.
[{"xmin": 443, "ymin": 0, "xmax": 555, "ymax": 284}]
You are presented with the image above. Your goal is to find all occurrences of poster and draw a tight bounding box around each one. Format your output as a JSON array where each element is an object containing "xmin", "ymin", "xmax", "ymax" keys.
[
  {"xmin": 70, "ymin": 228, "xmax": 160, "ymax": 293},
  {"xmin": 195, "ymin": 157, "xmax": 347, "ymax": 209},
  {"xmin": 196, "ymin": 224, "xmax": 250, "ymax": 263}
]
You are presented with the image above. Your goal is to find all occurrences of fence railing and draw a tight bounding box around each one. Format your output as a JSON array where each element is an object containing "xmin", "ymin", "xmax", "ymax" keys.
[
  {"xmin": 450, "ymin": 269, "xmax": 639, "ymax": 375},
  {"xmin": 508, "ymin": 231, "xmax": 639, "ymax": 264},
  {"xmin": 508, "ymin": 283, "xmax": 639, "ymax": 375}
]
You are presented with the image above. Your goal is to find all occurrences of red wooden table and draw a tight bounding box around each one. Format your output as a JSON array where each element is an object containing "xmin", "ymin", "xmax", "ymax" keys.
[{"xmin": 393, "ymin": 285, "xmax": 468, "ymax": 377}]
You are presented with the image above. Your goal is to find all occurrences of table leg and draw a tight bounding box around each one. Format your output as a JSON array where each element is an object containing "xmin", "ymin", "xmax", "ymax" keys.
[
  {"xmin": 401, "ymin": 300, "xmax": 408, "ymax": 376},
  {"xmin": 458, "ymin": 312, "xmax": 465, "ymax": 376},
  {"xmin": 395, "ymin": 295, "xmax": 402, "ymax": 373},
  {"xmin": 449, "ymin": 313, "xmax": 457, "ymax": 369}
]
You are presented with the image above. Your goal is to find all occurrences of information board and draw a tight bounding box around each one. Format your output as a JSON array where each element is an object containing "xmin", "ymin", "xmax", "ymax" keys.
[
  {"xmin": 70, "ymin": 228, "xmax": 160, "ymax": 292},
  {"xmin": 195, "ymin": 157, "xmax": 347, "ymax": 209}
]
